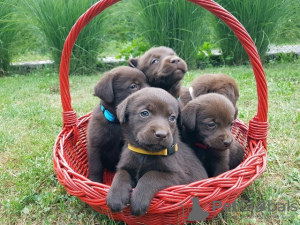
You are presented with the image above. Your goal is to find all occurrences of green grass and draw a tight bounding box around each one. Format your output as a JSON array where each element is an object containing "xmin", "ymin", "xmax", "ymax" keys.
[{"xmin": 0, "ymin": 60, "xmax": 299, "ymax": 224}]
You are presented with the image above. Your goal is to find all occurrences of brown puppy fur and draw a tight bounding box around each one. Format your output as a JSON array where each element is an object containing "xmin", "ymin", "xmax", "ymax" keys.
[
  {"xmin": 180, "ymin": 74, "xmax": 240, "ymax": 118},
  {"xmin": 181, "ymin": 93, "xmax": 244, "ymax": 177},
  {"xmin": 106, "ymin": 88, "xmax": 207, "ymax": 217},
  {"xmin": 128, "ymin": 46, "xmax": 187, "ymax": 98},
  {"xmin": 87, "ymin": 66, "xmax": 148, "ymax": 183}
]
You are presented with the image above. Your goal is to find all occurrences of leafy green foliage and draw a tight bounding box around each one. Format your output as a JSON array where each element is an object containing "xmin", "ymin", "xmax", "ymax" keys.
[
  {"xmin": 196, "ymin": 42, "xmax": 219, "ymax": 69},
  {"xmin": 269, "ymin": 52, "xmax": 299, "ymax": 64},
  {"xmin": 116, "ymin": 37, "xmax": 150, "ymax": 60},
  {"xmin": 197, "ymin": 42, "xmax": 216, "ymax": 61}
]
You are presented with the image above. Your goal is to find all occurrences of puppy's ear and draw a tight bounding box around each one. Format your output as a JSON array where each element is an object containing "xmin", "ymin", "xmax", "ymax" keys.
[
  {"xmin": 128, "ymin": 58, "xmax": 138, "ymax": 68},
  {"xmin": 94, "ymin": 72, "xmax": 114, "ymax": 103},
  {"xmin": 117, "ymin": 97, "xmax": 130, "ymax": 125},
  {"xmin": 181, "ymin": 104, "xmax": 197, "ymax": 131}
]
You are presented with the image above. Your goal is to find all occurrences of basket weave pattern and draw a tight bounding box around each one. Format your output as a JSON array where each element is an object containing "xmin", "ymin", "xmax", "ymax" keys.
[{"xmin": 53, "ymin": 0, "xmax": 269, "ymax": 224}]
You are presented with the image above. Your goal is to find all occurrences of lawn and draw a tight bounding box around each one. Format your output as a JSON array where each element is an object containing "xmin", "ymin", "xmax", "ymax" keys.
[{"xmin": 0, "ymin": 61, "xmax": 299, "ymax": 224}]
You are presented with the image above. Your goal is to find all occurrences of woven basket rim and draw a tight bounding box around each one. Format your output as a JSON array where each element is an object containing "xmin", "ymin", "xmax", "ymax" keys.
[{"xmin": 53, "ymin": 115, "xmax": 267, "ymax": 223}]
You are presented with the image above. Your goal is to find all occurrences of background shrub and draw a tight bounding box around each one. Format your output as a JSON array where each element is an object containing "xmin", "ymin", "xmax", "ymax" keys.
[
  {"xmin": 274, "ymin": 0, "xmax": 300, "ymax": 45},
  {"xmin": 116, "ymin": 37, "xmax": 150, "ymax": 60},
  {"xmin": 0, "ymin": 0, "xmax": 19, "ymax": 73},
  {"xmin": 129, "ymin": 0, "xmax": 209, "ymax": 68},
  {"xmin": 214, "ymin": 0, "xmax": 288, "ymax": 65},
  {"xmin": 102, "ymin": 0, "xmax": 135, "ymax": 43},
  {"xmin": 24, "ymin": 0, "xmax": 107, "ymax": 74},
  {"xmin": 1, "ymin": 0, "xmax": 300, "ymax": 74}
]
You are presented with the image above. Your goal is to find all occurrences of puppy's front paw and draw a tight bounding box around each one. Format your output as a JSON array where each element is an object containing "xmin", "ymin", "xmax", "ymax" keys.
[
  {"xmin": 106, "ymin": 191, "xmax": 130, "ymax": 213},
  {"xmin": 130, "ymin": 201, "xmax": 149, "ymax": 217},
  {"xmin": 130, "ymin": 195, "xmax": 151, "ymax": 217}
]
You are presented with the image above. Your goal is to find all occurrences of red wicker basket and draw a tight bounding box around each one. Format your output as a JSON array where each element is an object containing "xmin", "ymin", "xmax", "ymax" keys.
[{"xmin": 53, "ymin": 0, "xmax": 269, "ymax": 224}]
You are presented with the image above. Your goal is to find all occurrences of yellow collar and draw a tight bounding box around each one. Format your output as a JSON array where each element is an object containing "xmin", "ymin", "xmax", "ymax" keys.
[{"xmin": 128, "ymin": 143, "xmax": 178, "ymax": 156}]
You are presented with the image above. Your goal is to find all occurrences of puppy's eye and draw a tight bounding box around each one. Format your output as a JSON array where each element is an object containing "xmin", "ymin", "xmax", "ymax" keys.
[
  {"xmin": 169, "ymin": 115, "xmax": 176, "ymax": 122},
  {"xmin": 140, "ymin": 110, "xmax": 149, "ymax": 118},
  {"xmin": 152, "ymin": 59, "xmax": 159, "ymax": 64},
  {"xmin": 207, "ymin": 122, "xmax": 216, "ymax": 129},
  {"xmin": 230, "ymin": 121, "xmax": 235, "ymax": 127},
  {"xmin": 129, "ymin": 83, "xmax": 138, "ymax": 90}
]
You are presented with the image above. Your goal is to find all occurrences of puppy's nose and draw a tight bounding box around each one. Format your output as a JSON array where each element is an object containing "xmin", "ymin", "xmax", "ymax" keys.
[
  {"xmin": 223, "ymin": 139, "xmax": 232, "ymax": 147},
  {"xmin": 155, "ymin": 130, "xmax": 167, "ymax": 139},
  {"xmin": 170, "ymin": 57, "xmax": 181, "ymax": 64}
]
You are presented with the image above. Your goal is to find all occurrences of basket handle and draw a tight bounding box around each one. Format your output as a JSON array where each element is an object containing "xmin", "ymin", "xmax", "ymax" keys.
[
  {"xmin": 59, "ymin": 0, "xmax": 268, "ymax": 143},
  {"xmin": 188, "ymin": 0, "xmax": 268, "ymax": 147},
  {"xmin": 59, "ymin": 0, "xmax": 121, "ymax": 128},
  {"xmin": 188, "ymin": 0, "xmax": 268, "ymax": 122}
]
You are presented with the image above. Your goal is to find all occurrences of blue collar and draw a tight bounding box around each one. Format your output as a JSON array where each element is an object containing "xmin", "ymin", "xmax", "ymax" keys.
[{"xmin": 100, "ymin": 104, "xmax": 117, "ymax": 123}]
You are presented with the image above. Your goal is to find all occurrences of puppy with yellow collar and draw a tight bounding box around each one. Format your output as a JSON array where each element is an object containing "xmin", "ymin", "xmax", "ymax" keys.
[{"xmin": 106, "ymin": 87, "xmax": 207, "ymax": 217}]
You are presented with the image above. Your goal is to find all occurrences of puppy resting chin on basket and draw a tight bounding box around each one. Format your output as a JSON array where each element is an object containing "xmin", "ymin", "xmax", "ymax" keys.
[{"xmin": 106, "ymin": 87, "xmax": 208, "ymax": 217}]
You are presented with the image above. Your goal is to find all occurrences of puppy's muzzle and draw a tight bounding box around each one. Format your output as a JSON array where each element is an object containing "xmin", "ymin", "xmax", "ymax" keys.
[
  {"xmin": 155, "ymin": 130, "xmax": 168, "ymax": 139},
  {"xmin": 139, "ymin": 127, "xmax": 173, "ymax": 149},
  {"xmin": 223, "ymin": 139, "xmax": 232, "ymax": 148},
  {"xmin": 170, "ymin": 57, "xmax": 181, "ymax": 65}
]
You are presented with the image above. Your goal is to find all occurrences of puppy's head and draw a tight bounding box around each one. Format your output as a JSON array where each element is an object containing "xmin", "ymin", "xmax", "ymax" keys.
[
  {"xmin": 182, "ymin": 93, "xmax": 235, "ymax": 150},
  {"xmin": 128, "ymin": 46, "xmax": 187, "ymax": 89},
  {"xmin": 191, "ymin": 74, "xmax": 240, "ymax": 118},
  {"xmin": 94, "ymin": 66, "xmax": 148, "ymax": 107},
  {"xmin": 117, "ymin": 87, "xmax": 180, "ymax": 152}
]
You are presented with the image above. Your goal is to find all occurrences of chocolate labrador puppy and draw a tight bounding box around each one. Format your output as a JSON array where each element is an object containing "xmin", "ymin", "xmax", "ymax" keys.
[
  {"xmin": 106, "ymin": 87, "xmax": 207, "ymax": 217},
  {"xmin": 87, "ymin": 66, "xmax": 148, "ymax": 183},
  {"xmin": 128, "ymin": 46, "xmax": 187, "ymax": 99},
  {"xmin": 180, "ymin": 74, "xmax": 240, "ymax": 118},
  {"xmin": 181, "ymin": 93, "xmax": 244, "ymax": 177}
]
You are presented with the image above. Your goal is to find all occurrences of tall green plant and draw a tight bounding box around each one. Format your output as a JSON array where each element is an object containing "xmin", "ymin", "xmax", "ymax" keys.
[
  {"xmin": 275, "ymin": 0, "xmax": 300, "ymax": 44},
  {"xmin": 24, "ymin": 0, "xmax": 106, "ymax": 74},
  {"xmin": 214, "ymin": 0, "xmax": 287, "ymax": 65},
  {"xmin": 130, "ymin": 0, "xmax": 209, "ymax": 68},
  {"xmin": 0, "ymin": 0, "xmax": 19, "ymax": 73},
  {"xmin": 103, "ymin": 0, "xmax": 136, "ymax": 42}
]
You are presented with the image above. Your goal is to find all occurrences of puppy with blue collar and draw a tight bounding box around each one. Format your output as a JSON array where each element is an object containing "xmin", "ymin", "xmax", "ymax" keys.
[{"xmin": 87, "ymin": 66, "xmax": 148, "ymax": 183}]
